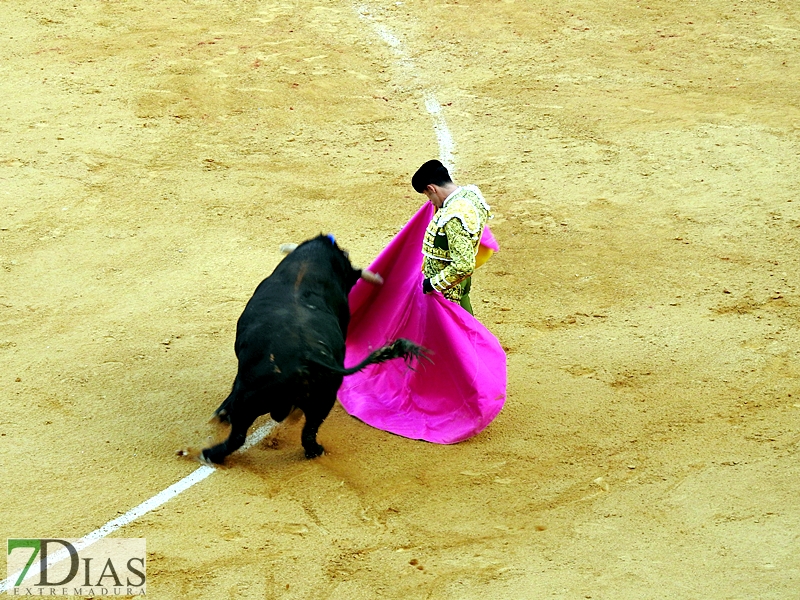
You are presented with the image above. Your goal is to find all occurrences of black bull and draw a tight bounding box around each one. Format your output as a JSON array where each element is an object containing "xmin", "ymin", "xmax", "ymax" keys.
[{"xmin": 201, "ymin": 234, "xmax": 426, "ymax": 463}]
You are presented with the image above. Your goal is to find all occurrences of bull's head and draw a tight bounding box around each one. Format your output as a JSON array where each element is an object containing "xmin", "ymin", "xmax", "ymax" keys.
[{"xmin": 279, "ymin": 236, "xmax": 384, "ymax": 286}]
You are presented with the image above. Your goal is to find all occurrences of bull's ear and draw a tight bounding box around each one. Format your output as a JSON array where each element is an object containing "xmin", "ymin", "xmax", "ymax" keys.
[{"xmin": 279, "ymin": 243, "xmax": 298, "ymax": 255}]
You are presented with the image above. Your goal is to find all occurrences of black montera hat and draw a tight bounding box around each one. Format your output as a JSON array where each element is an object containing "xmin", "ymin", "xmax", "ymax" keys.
[{"xmin": 412, "ymin": 159, "xmax": 452, "ymax": 193}]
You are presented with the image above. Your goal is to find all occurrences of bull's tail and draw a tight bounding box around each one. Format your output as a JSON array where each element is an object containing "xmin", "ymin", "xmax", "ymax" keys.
[{"xmin": 313, "ymin": 338, "xmax": 429, "ymax": 375}]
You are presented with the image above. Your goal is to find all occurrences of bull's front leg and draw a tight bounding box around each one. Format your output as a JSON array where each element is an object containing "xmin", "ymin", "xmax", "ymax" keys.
[
  {"xmin": 201, "ymin": 409, "xmax": 258, "ymax": 465},
  {"xmin": 300, "ymin": 393, "xmax": 336, "ymax": 459}
]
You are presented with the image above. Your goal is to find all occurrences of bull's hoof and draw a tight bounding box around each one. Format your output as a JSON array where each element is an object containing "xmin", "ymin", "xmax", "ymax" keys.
[
  {"xmin": 304, "ymin": 444, "xmax": 325, "ymax": 459},
  {"xmin": 200, "ymin": 449, "xmax": 226, "ymax": 465}
]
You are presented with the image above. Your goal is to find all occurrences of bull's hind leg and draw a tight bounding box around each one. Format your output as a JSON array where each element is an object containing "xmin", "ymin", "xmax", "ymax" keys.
[
  {"xmin": 201, "ymin": 408, "xmax": 258, "ymax": 465},
  {"xmin": 300, "ymin": 390, "xmax": 337, "ymax": 459}
]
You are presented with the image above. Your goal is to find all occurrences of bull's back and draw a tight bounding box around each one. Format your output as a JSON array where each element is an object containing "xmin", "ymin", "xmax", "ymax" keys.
[{"xmin": 234, "ymin": 277, "xmax": 349, "ymax": 385}]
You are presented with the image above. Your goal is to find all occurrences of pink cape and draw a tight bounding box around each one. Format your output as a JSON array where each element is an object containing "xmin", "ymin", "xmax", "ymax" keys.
[{"xmin": 339, "ymin": 203, "xmax": 507, "ymax": 444}]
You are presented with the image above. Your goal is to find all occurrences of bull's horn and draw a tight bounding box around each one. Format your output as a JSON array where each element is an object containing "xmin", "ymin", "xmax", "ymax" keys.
[
  {"xmin": 279, "ymin": 243, "xmax": 298, "ymax": 255},
  {"xmin": 360, "ymin": 269, "xmax": 384, "ymax": 285}
]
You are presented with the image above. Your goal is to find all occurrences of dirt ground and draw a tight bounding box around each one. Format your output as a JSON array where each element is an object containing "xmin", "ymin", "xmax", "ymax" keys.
[{"xmin": 2, "ymin": 0, "xmax": 799, "ymax": 598}]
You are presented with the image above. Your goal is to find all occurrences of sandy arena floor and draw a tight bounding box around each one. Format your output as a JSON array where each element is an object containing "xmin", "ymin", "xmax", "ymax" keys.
[{"xmin": 1, "ymin": 0, "xmax": 799, "ymax": 598}]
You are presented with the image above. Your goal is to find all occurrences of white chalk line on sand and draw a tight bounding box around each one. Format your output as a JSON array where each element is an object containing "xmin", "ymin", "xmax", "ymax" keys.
[
  {"xmin": 0, "ymin": 422, "xmax": 276, "ymax": 591},
  {"xmin": 2, "ymin": 4, "xmax": 455, "ymax": 591},
  {"xmin": 355, "ymin": 3, "xmax": 456, "ymax": 169}
]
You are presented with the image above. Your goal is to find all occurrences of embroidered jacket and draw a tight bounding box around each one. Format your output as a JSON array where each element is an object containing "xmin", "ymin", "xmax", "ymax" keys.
[{"xmin": 422, "ymin": 185, "xmax": 491, "ymax": 302}]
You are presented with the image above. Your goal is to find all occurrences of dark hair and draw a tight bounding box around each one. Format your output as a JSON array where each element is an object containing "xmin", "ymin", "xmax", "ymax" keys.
[{"xmin": 412, "ymin": 160, "xmax": 452, "ymax": 193}]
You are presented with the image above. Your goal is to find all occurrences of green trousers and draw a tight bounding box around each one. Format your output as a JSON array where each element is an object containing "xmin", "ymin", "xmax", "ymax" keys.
[{"xmin": 458, "ymin": 277, "xmax": 473, "ymax": 315}]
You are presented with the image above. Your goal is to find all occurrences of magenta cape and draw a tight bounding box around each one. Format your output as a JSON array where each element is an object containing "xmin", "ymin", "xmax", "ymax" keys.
[{"xmin": 339, "ymin": 203, "xmax": 507, "ymax": 444}]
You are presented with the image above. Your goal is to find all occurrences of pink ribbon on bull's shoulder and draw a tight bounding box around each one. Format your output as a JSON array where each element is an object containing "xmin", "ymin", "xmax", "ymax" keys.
[{"xmin": 339, "ymin": 203, "xmax": 507, "ymax": 444}]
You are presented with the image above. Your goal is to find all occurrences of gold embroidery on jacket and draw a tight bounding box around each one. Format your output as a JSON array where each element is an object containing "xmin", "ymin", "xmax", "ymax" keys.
[{"xmin": 422, "ymin": 186, "xmax": 491, "ymax": 302}]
